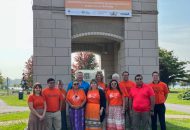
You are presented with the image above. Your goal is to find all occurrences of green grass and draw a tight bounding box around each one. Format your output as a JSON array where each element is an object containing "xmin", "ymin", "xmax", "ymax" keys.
[
  {"xmin": 166, "ymin": 89, "xmax": 190, "ymax": 105},
  {"xmin": 166, "ymin": 118, "xmax": 190, "ymax": 130},
  {"xmin": 0, "ymin": 94, "xmax": 28, "ymax": 107},
  {"xmin": 0, "ymin": 111, "xmax": 29, "ymax": 122},
  {"xmin": 166, "ymin": 109, "xmax": 190, "ymax": 115},
  {"xmin": 0, "ymin": 122, "xmax": 27, "ymax": 130}
]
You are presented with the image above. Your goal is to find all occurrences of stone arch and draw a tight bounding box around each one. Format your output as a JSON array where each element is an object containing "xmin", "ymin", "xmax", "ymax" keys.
[{"xmin": 71, "ymin": 32, "xmax": 123, "ymax": 82}]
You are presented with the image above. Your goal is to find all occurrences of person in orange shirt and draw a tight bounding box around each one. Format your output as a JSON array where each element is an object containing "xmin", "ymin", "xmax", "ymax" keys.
[
  {"xmin": 85, "ymin": 79, "xmax": 106, "ymax": 130},
  {"xmin": 106, "ymin": 80, "xmax": 125, "ymax": 130},
  {"xmin": 27, "ymin": 82, "xmax": 46, "ymax": 130},
  {"xmin": 149, "ymin": 71, "xmax": 169, "ymax": 130},
  {"xmin": 119, "ymin": 71, "xmax": 135, "ymax": 130},
  {"xmin": 95, "ymin": 71, "xmax": 107, "ymax": 92},
  {"xmin": 43, "ymin": 78, "xmax": 63, "ymax": 130},
  {"xmin": 57, "ymin": 80, "xmax": 67, "ymax": 130},
  {"xmin": 66, "ymin": 80, "xmax": 86, "ymax": 130}
]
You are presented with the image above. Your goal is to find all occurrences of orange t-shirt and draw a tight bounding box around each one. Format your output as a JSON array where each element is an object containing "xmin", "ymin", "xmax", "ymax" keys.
[
  {"xmin": 59, "ymin": 88, "xmax": 67, "ymax": 110},
  {"xmin": 149, "ymin": 81, "xmax": 169, "ymax": 104},
  {"xmin": 42, "ymin": 87, "xmax": 63, "ymax": 112},
  {"xmin": 87, "ymin": 89, "xmax": 100, "ymax": 104},
  {"xmin": 106, "ymin": 89, "xmax": 123, "ymax": 106},
  {"xmin": 119, "ymin": 80, "xmax": 135, "ymax": 97},
  {"xmin": 28, "ymin": 94, "xmax": 45, "ymax": 109},
  {"xmin": 66, "ymin": 89, "xmax": 86, "ymax": 107},
  {"xmin": 98, "ymin": 82, "xmax": 106, "ymax": 91}
]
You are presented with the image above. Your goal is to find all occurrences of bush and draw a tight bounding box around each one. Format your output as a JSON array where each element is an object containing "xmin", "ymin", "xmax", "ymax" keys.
[{"xmin": 178, "ymin": 90, "xmax": 190, "ymax": 100}]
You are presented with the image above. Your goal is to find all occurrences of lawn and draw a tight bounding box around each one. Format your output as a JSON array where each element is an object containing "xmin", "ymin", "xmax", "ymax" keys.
[
  {"xmin": 166, "ymin": 118, "xmax": 190, "ymax": 130},
  {"xmin": 166, "ymin": 89, "xmax": 190, "ymax": 105},
  {"xmin": 0, "ymin": 111, "xmax": 29, "ymax": 122},
  {"xmin": 0, "ymin": 94, "xmax": 28, "ymax": 107},
  {"xmin": 0, "ymin": 122, "xmax": 27, "ymax": 130}
]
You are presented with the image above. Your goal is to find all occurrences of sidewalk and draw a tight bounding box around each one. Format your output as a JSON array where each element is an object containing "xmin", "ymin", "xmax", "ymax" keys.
[
  {"xmin": 0, "ymin": 99, "xmax": 29, "ymax": 114},
  {"xmin": 166, "ymin": 103, "xmax": 190, "ymax": 114}
]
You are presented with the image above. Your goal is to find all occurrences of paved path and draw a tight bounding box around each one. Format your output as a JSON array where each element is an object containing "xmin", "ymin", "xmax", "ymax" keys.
[
  {"xmin": 0, "ymin": 99, "xmax": 29, "ymax": 114},
  {"xmin": 166, "ymin": 103, "xmax": 190, "ymax": 114}
]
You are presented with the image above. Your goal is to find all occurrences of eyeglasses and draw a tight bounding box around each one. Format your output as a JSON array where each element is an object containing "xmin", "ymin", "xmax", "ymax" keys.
[
  {"xmin": 111, "ymin": 82, "xmax": 117, "ymax": 85},
  {"xmin": 73, "ymin": 83, "xmax": 79, "ymax": 86},
  {"xmin": 136, "ymin": 78, "xmax": 142, "ymax": 81}
]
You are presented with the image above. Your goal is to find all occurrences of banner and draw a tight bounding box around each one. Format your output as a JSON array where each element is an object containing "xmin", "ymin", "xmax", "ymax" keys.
[{"xmin": 65, "ymin": 0, "xmax": 132, "ymax": 17}]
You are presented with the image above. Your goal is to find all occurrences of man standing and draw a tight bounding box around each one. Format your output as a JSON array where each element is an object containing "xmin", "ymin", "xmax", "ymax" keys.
[
  {"xmin": 67, "ymin": 71, "xmax": 90, "ymax": 94},
  {"xmin": 43, "ymin": 78, "xmax": 63, "ymax": 130},
  {"xmin": 149, "ymin": 71, "xmax": 169, "ymax": 130},
  {"xmin": 57, "ymin": 80, "xmax": 68, "ymax": 130},
  {"xmin": 119, "ymin": 71, "xmax": 135, "ymax": 130},
  {"xmin": 129, "ymin": 74, "xmax": 155, "ymax": 130}
]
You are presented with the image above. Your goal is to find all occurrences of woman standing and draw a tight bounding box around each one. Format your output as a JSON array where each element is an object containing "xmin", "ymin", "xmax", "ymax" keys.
[
  {"xmin": 95, "ymin": 71, "xmax": 107, "ymax": 92},
  {"xmin": 85, "ymin": 79, "xmax": 106, "ymax": 130},
  {"xmin": 106, "ymin": 80, "xmax": 125, "ymax": 130},
  {"xmin": 66, "ymin": 80, "xmax": 86, "ymax": 130},
  {"xmin": 28, "ymin": 82, "xmax": 46, "ymax": 130}
]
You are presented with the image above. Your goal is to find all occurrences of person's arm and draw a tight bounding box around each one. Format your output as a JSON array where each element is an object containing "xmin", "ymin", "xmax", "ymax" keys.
[
  {"xmin": 125, "ymin": 97, "xmax": 129, "ymax": 110},
  {"xmin": 66, "ymin": 99, "xmax": 74, "ymax": 108},
  {"xmin": 150, "ymin": 96, "xmax": 155, "ymax": 115},
  {"xmin": 41, "ymin": 101, "xmax": 47, "ymax": 120},
  {"xmin": 122, "ymin": 96, "xmax": 125, "ymax": 114},
  {"xmin": 99, "ymin": 89, "xmax": 106, "ymax": 116},
  {"xmin": 129, "ymin": 98, "xmax": 132, "ymax": 111},
  {"xmin": 28, "ymin": 102, "xmax": 42, "ymax": 119}
]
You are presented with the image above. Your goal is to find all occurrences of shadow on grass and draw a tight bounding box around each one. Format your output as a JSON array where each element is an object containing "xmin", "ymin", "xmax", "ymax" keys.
[{"xmin": 166, "ymin": 121, "xmax": 190, "ymax": 130}]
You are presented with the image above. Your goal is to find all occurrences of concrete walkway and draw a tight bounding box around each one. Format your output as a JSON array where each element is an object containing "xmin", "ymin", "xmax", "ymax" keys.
[
  {"xmin": 166, "ymin": 103, "xmax": 190, "ymax": 114},
  {"xmin": 0, "ymin": 99, "xmax": 29, "ymax": 114}
]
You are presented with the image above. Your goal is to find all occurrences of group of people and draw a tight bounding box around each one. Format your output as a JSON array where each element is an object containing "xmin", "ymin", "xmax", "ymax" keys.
[{"xmin": 27, "ymin": 71, "xmax": 169, "ymax": 130}]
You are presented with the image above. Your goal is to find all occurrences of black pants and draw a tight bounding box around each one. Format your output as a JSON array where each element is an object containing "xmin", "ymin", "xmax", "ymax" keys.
[
  {"xmin": 61, "ymin": 110, "xmax": 68, "ymax": 130},
  {"xmin": 151, "ymin": 104, "xmax": 166, "ymax": 130}
]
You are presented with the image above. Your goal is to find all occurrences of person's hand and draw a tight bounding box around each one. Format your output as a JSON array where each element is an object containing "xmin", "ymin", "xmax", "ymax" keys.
[
  {"xmin": 100, "ymin": 109, "xmax": 103, "ymax": 116},
  {"xmin": 122, "ymin": 108, "xmax": 125, "ymax": 114},
  {"xmin": 106, "ymin": 108, "xmax": 109, "ymax": 115},
  {"xmin": 150, "ymin": 110, "xmax": 154, "ymax": 116},
  {"xmin": 130, "ymin": 110, "xmax": 133, "ymax": 116},
  {"xmin": 39, "ymin": 115, "xmax": 44, "ymax": 121}
]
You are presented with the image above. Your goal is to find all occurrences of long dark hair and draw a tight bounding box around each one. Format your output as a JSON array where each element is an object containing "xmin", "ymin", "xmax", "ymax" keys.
[{"xmin": 109, "ymin": 80, "xmax": 122, "ymax": 95}]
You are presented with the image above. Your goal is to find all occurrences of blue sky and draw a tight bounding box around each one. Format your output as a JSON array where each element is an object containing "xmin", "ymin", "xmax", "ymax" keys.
[
  {"xmin": 0, "ymin": 0, "xmax": 190, "ymax": 79},
  {"xmin": 158, "ymin": 0, "xmax": 190, "ymax": 63}
]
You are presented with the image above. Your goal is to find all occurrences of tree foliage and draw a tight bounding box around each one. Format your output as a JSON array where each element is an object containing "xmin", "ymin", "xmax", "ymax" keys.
[
  {"xmin": 23, "ymin": 56, "xmax": 33, "ymax": 88},
  {"xmin": 0, "ymin": 72, "xmax": 5, "ymax": 87},
  {"xmin": 72, "ymin": 52, "xmax": 98, "ymax": 72},
  {"xmin": 159, "ymin": 48, "xmax": 189, "ymax": 85}
]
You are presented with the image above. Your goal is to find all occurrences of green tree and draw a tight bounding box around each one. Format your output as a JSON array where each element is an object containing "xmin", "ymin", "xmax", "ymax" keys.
[
  {"xmin": 0, "ymin": 72, "xmax": 5, "ymax": 88},
  {"xmin": 72, "ymin": 52, "xmax": 98, "ymax": 72},
  {"xmin": 23, "ymin": 56, "xmax": 33, "ymax": 89},
  {"xmin": 159, "ymin": 48, "xmax": 189, "ymax": 85}
]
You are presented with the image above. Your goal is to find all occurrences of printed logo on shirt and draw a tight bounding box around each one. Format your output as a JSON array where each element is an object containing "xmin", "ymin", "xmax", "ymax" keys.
[
  {"xmin": 72, "ymin": 95, "xmax": 80, "ymax": 102},
  {"xmin": 109, "ymin": 92, "xmax": 120, "ymax": 98},
  {"xmin": 87, "ymin": 93, "xmax": 98, "ymax": 99}
]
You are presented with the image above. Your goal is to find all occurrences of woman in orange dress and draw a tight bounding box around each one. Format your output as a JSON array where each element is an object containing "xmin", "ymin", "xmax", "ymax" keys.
[
  {"xmin": 27, "ymin": 82, "xmax": 46, "ymax": 130},
  {"xmin": 66, "ymin": 80, "xmax": 86, "ymax": 130},
  {"xmin": 106, "ymin": 80, "xmax": 125, "ymax": 130},
  {"xmin": 95, "ymin": 71, "xmax": 107, "ymax": 92},
  {"xmin": 85, "ymin": 79, "xmax": 106, "ymax": 130}
]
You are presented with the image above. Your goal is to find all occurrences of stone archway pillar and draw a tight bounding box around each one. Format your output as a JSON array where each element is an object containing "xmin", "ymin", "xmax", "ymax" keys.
[
  {"xmin": 121, "ymin": 0, "xmax": 159, "ymax": 82},
  {"xmin": 33, "ymin": 4, "xmax": 72, "ymax": 86}
]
